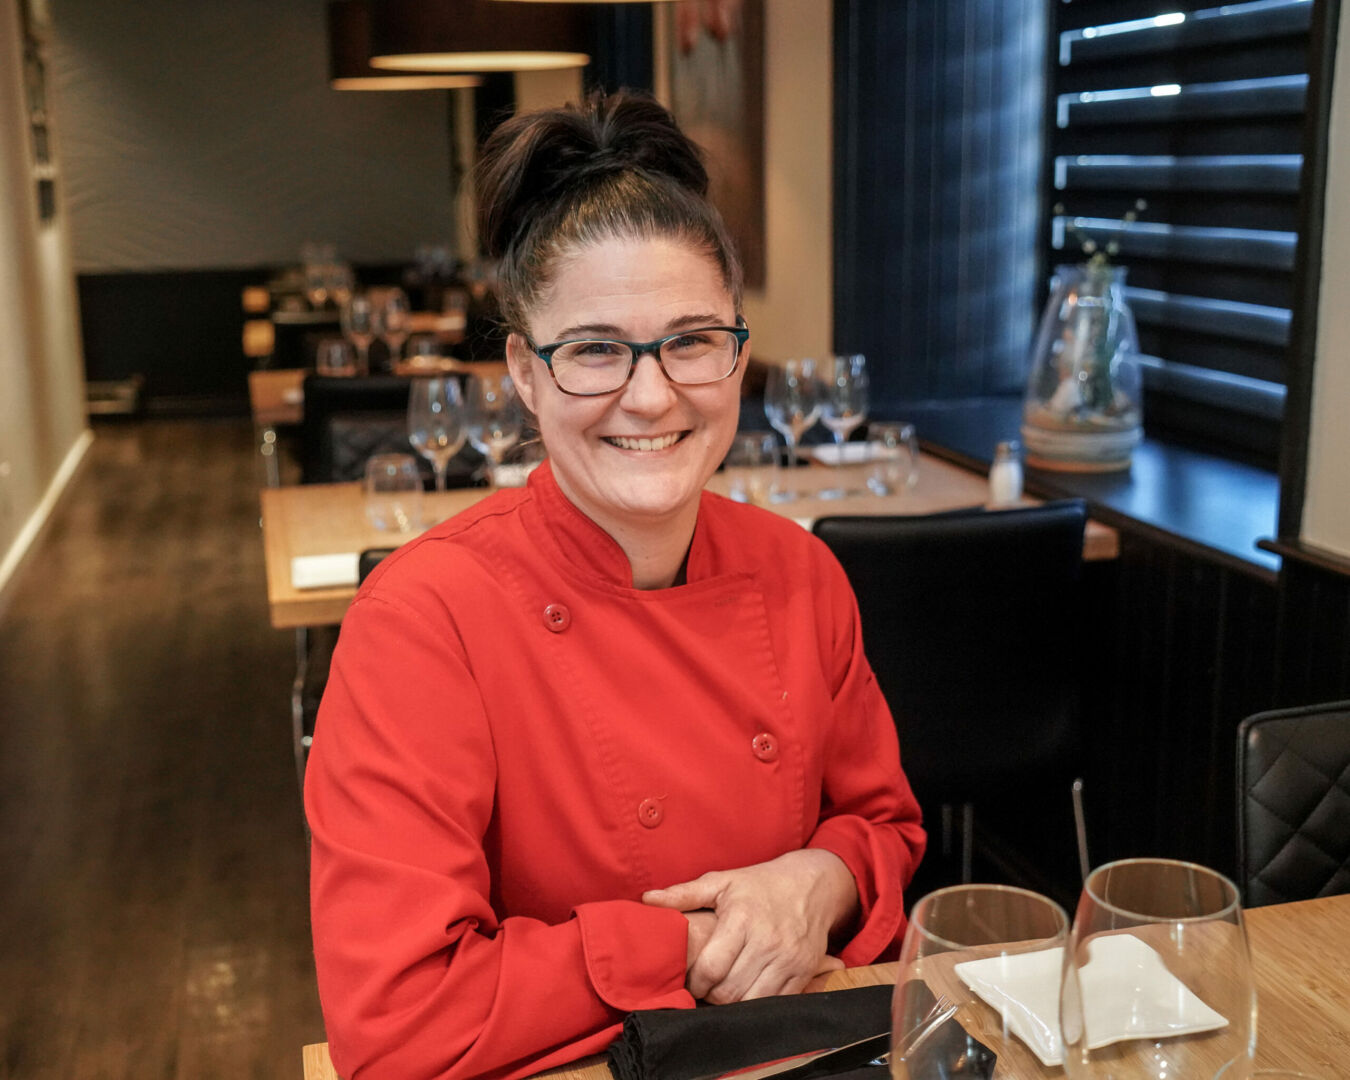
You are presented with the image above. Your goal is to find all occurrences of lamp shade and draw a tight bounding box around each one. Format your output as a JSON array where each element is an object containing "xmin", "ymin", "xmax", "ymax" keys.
[
  {"xmin": 328, "ymin": 1, "xmax": 484, "ymax": 90},
  {"xmin": 369, "ymin": 0, "xmax": 591, "ymax": 72}
]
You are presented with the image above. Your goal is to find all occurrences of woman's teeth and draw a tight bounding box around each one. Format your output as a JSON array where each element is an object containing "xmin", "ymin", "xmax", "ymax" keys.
[{"xmin": 605, "ymin": 433, "xmax": 683, "ymax": 452}]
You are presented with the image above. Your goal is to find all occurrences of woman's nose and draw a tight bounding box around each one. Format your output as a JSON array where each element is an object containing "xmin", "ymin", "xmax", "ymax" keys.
[{"xmin": 620, "ymin": 351, "xmax": 678, "ymax": 413}]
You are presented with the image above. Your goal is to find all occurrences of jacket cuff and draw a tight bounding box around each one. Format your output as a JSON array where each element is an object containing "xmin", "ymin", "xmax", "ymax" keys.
[
  {"xmin": 574, "ymin": 900, "xmax": 696, "ymax": 1013},
  {"xmin": 807, "ymin": 815, "xmax": 907, "ymax": 966}
]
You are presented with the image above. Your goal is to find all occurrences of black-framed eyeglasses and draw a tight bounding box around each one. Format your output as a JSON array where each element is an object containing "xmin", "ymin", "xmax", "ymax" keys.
[{"xmin": 527, "ymin": 322, "xmax": 750, "ymax": 397}]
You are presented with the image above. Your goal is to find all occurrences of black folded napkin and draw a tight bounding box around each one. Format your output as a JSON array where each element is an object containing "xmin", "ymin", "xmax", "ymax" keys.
[{"xmin": 606, "ymin": 984, "xmax": 893, "ymax": 1080}]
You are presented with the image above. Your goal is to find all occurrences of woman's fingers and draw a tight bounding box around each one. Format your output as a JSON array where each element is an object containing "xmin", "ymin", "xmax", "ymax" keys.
[
  {"xmin": 686, "ymin": 916, "xmax": 745, "ymax": 1000},
  {"xmin": 643, "ymin": 872, "xmax": 724, "ymax": 912}
]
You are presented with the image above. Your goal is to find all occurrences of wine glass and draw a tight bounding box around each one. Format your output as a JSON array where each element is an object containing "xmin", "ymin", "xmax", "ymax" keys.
[
  {"xmin": 407, "ymin": 377, "xmax": 466, "ymax": 493},
  {"xmin": 1060, "ymin": 858, "xmax": 1256, "ymax": 1080},
  {"xmin": 867, "ymin": 422, "xmax": 920, "ymax": 494},
  {"xmin": 722, "ymin": 430, "xmax": 780, "ymax": 506},
  {"xmin": 892, "ymin": 884, "xmax": 1070, "ymax": 1080},
  {"xmin": 340, "ymin": 293, "xmax": 376, "ymax": 375},
  {"xmin": 465, "ymin": 372, "xmax": 524, "ymax": 484},
  {"xmin": 315, "ymin": 338, "xmax": 356, "ymax": 377},
  {"xmin": 375, "ymin": 287, "xmax": 411, "ymax": 372},
  {"xmin": 763, "ymin": 358, "xmax": 822, "ymax": 497},
  {"xmin": 363, "ymin": 453, "xmax": 422, "ymax": 532},
  {"xmin": 303, "ymin": 262, "xmax": 329, "ymax": 310},
  {"xmin": 821, "ymin": 354, "xmax": 869, "ymax": 453}
]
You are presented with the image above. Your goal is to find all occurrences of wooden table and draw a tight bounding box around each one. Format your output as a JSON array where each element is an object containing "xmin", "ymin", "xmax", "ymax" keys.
[
  {"xmin": 249, "ymin": 368, "xmax": 307, "ymax": 428},
  {"xmin": 302, "ymin": 893, "xmax": 1350, "ymax": 1080},
  {"xmin": 261, "ymin": 457, "xmax": 1118, "ymax": 629}
]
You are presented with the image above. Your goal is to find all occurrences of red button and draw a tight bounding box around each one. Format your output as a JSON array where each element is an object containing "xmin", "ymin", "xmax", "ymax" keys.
[
  {"xmin": 542, "ymin": 603, "xmax": 571, "ymax": 632},
  {"xmin": 751, "ymin": 732, "xmax": 780, "ymax": 762},
  {"xmin": 637, "ymin": 798, "xmax": 664, "ymax": 828}
]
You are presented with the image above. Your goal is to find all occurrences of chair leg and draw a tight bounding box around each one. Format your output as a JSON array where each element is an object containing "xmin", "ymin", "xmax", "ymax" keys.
[
  {"xmin": 290, "ymin": 627, "xmax": 310, "ymax": 799},
  {"xmin": 960, "ymin": 802, "xmax": 975, "ymax": 884}
]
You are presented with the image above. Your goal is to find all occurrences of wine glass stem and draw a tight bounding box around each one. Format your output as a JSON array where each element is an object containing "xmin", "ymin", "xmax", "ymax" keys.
[
  {"xmin": 434, "ymin": 463, "xmax": 447, "ymax": 492},
  {"xmin": 357, "ymin": 343, "xmax": 369, "ymax": 374}
]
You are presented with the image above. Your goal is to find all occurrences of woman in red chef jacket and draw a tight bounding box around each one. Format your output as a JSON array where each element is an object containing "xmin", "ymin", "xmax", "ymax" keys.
[{"xmin": 306, "ymin": 91, "xmax": 925, "ymax": 1080}]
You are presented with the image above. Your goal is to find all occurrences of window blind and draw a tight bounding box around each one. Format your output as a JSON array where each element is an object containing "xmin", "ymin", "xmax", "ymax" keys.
[{"xmin": 1046, "ymin": 0, "xmax": 1314, "ymax": 437}]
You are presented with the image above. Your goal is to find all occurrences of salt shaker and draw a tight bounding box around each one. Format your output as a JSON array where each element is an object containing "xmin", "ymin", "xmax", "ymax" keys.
[{"xmin": 988, "ymin": 439, "xmax": 1023, "ymax": 506}]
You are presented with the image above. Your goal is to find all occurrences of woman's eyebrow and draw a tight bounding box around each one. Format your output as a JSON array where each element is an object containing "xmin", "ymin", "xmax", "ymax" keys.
[
  {"xmin": 551, "ymin": 322, "xmax": 624, "ymax": 340},
  {"xmin": 549, "ymin": 313, "xmax": 730, "ymax": 341}
]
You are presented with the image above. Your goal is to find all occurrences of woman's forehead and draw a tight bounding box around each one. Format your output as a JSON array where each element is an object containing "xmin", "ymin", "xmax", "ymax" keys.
[{"xmin": 531, "ymin": 235, "xmax": 735, "ymax": 332}]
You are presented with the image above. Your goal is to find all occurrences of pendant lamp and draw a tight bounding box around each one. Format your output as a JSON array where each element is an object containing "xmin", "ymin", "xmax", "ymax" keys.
[
  {"xmin": 368, "ymin": 0, "xmax": 591, "ymax": 73},
  {"xmin": 328, "ymin": 1, "xmax": 484, "ymax": 90}
]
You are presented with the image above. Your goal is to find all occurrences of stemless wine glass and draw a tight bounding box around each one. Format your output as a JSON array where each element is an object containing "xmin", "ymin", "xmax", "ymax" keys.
[
  {"xmin": 315, "ymin": 338, "xmax": 357, "ymax": 377},
  {"xmin": 892, "ymin": 884, "xmax": 1071, "ymax": 1080},
  {"xmin": 340, "ymin": 293, "xmax": 376, "ymax": 376},
  {"xmin": 407, "ymin": 376, "xmax": 466, "ymax": 493},
  {"xmin": 465, "ymin": 372, "xmax": 524, "ymax": 484},
  {"xmin": 375, "ymin": 287, "xmax": 412, "ymax": 371},
  {"xmin": 722, "ymin": 430, "xmax": 780, "ymax": 506},
  {"xmin": 763, "ymin": 358, "xmax": 822, "ymax": 498},
  {"xmin": 1060, "ymin": 858, "xmax": 1257, "ymax": 1080},
  {"xmin": 821, "ymin": 354, "xmax": 869, "ymax": 450},
  {"xmin": 364, "ymin": 453, "xmax": 422, "ymax": 532},
  {"xmin": 868, "ymin": 422, "xmax": 920, "ymax": 494}
]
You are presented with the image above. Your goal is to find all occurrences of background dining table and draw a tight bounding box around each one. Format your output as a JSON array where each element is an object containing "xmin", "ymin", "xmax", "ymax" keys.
[
  {"xmin": 301, "ymin": 892, "xmax": 1350, "ymax": 1080},
  {"xmin": 260, "ymin": 455, "xmax": 1120, "ymax": 629}
]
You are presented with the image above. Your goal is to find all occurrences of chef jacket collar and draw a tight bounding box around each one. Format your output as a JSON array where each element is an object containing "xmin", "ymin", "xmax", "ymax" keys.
[{"xmin": 524, "ymin": 459, "xmax": 715, "ymax": 591}]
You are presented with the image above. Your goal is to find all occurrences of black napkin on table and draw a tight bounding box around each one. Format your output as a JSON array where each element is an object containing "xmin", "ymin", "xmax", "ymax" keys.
[{"xmin": 606, "ymin": 984, "xmax": 893, "ymax": 1080}]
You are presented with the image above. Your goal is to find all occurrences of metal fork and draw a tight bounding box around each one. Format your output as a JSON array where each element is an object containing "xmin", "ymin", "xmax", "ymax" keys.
[{"xmin": 881, "ymin": 994, "xmax": 958, "ymax": 1064}]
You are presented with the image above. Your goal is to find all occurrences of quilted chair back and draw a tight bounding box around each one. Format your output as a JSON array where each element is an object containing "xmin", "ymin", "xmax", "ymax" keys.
[{"xmin": 1237, "ymin": 701, "xmax": 1350, "ymax": 907}]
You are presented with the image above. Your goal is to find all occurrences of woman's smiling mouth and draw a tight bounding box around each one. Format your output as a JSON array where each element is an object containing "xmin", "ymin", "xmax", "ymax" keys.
[{"xmin": 602, "ymin": 432, "xmax": 689, "ymax": 452}]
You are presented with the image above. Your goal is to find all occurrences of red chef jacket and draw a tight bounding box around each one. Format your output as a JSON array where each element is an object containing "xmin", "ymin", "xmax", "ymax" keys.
[{"xmin": 306, "ymin": 460, "xmax": 925, "ymax": 1080}]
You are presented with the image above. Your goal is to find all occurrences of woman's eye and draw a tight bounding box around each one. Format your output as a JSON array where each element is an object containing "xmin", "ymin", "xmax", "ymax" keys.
[{"xmin": 574, "ymin": 341, "xmax": 623, "ymax": 357}]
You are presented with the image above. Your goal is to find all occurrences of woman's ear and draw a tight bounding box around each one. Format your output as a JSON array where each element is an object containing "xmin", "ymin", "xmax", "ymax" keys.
[{"xmin": 505, "ymin": 333, "xmax": 539, "ymax": 415}]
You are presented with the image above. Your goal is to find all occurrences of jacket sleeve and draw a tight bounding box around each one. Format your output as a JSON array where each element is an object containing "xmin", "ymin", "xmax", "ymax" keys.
[
  {"xmin": 804, "ymin": 554, "xmax": 927, "ymax": 966},
  {"xmin": 306, "ymin": 592, "xmax": 694, "ymax": 1080}
]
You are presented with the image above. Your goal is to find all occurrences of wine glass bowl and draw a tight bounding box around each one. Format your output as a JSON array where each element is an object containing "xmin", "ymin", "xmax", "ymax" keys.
[
  {"xmin": 763, "ymin": 359, "xmax": 822, "ymax": 497},
  {"xmin": 465, "ymin": 372, "xmax": 524, "ymax": 483},
  {"xmin": 892, "ymin": 884, "xmax": 1070, "ymax": 1080},
  {"xmin": 374, "ymin": 287, "xmax": 412, "ymax": 372},
  {"xmin": 407, "ymin": 376, "xmax": 466, "ymax": 493},
  {"xmin": 821, "ymin": 354, "xmax": 869, "ymax": 447},
  {"xmin": 1060, "ymin": 858, "xmax": 1256, "ymax": 1080},
  {"xmin": 340, "ymin": 293, "xmax": 376, "ymax": 375}
]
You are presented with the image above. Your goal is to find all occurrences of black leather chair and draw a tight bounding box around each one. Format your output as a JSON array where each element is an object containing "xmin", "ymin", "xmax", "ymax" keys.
[
  {"xmin": 1237, "ymin": 700, "xmax": 1350, "ymax": 907},
  {"xmin": 291, "ymin": 548, "xmax": 398, "ymax": 786},
  {"xmin": 812, "ymin": 500, "xmax": 1088, "ymax": 892}
]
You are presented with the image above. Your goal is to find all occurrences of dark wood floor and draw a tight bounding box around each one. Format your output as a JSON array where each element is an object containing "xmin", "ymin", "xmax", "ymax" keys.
[{"xmin": 0, "ymin": 418, "xmax": 325, "ymax": 1079}]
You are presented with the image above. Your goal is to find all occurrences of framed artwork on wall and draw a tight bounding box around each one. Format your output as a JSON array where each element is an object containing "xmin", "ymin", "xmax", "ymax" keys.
[
  {"xmin": 665, "ymin": 0, "xmax": 765, "ymax": 289},
  {"xmin": 21, "ymin": 0, "xmax": 56, "ymax": 223}
]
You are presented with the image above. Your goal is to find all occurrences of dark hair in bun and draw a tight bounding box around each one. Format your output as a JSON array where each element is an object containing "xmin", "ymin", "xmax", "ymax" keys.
[{"xmin": 475, "ymin": 90, "xmax": 743, "ymax": 334}]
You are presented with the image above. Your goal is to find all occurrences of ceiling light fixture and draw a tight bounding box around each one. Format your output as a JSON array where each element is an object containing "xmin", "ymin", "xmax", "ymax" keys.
[
  {"xmin": 368, "ymin": 0, "xmax": 591, "ymax": 73},
  {"xmin": 328, "ymin": 1, "xmax": 485, "ymax": 90}
]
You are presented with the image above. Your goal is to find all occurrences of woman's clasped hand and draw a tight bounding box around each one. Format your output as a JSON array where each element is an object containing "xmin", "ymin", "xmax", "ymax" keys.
[{"xmin": 647, "ymin": 849, "xmax": 856, "ymax": 1003}]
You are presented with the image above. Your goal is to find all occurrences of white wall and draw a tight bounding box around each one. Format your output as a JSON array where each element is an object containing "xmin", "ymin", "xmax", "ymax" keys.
[
  {"xmin": 1301, "ymin": 0, "xmax": 1350, "ymax": 558},
  {"xmin": 49, "ymin": 0, "xmax": 457, "ymax": 272},
  {"xmin": 0, "ymin": 0, "xmax": 90, "ymax": 595},
  {"xmin": 656, "ymin": 0, "xmax": 832, "ymax": 362}
]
